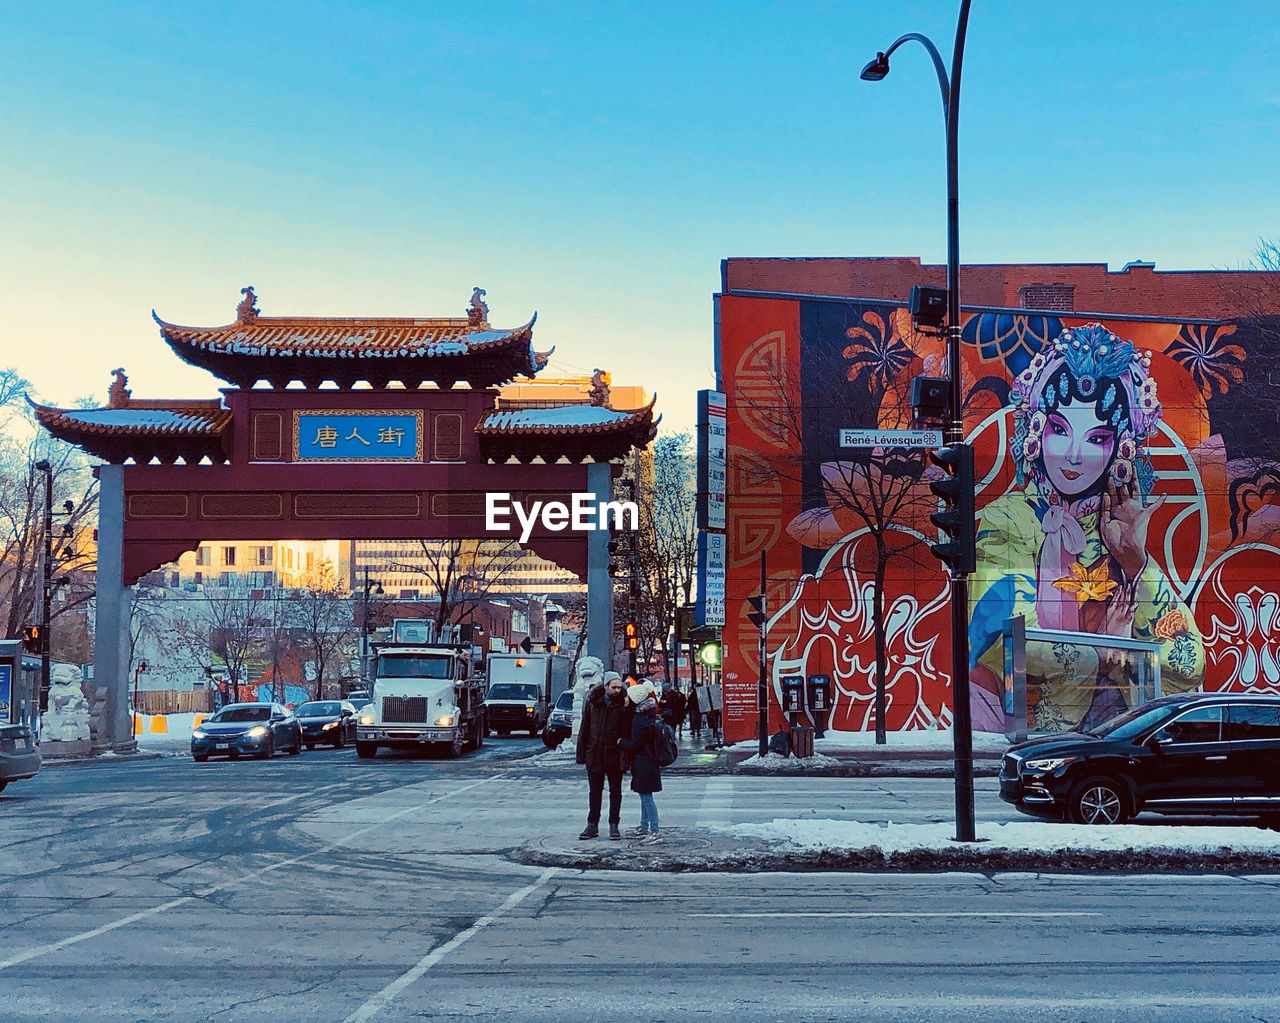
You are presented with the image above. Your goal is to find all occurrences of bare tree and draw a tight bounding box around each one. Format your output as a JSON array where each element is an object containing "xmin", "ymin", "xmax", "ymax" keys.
[
  {"xmin": 388, "ymin": 539, "xmax": 524, "ymax": 634},
  {"xmin": 632, "ymin": 433, "xmax": 697, "ymax": 684},
  {"xmin": 170, "ymin": 582, "xmax": 266, "ymax": 702},
  {"xmin": 735, "ymin": 317, "xmax": 943, "ymax": 743},
  {"xmin": 288, "ymin": 560, "xmax": 358, "ymax": 699},
  {"xmin": 0, "ymin": 380, "xmax": 99, "ymax": 641}
]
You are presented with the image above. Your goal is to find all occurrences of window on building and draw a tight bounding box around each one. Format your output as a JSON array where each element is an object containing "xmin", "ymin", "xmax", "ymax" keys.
[
  {"xmin": 220, "ymin": 572, "xmax": 233, "ymax": 587},
  {"xmin": 255, "ymin": 546, "xmax": 273, "ymax": 566},
  {"xmin": 306, "ymin": 552, "xmax": 314, "ymax": 571},
  {"xmin": 193, "ymin": 571, "xmax": 203, "ymax": 585},
  {"xmin": 223, "ymin": 546, "xmax": 236, "ymax": 566},
  {"xmin": 196, "ymin": 546, "xmax": 211, "ymax": 566}
]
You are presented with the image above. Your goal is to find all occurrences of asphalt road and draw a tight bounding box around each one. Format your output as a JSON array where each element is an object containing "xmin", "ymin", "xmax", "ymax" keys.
[{"xmin": 2, "ymin": 738, "xmax": 1279, "ymax": 1022}]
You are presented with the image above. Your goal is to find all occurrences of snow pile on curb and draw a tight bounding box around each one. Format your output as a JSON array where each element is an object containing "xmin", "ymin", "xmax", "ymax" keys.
[
  {"xmin": 527, "ymin": 745, "xmax": 577, "ymax": 767},
  {"xmin": 735, "ymin": 752, "xmax": 843, "ymax": 772},
  {"xmin": 717, "ymin": 818, "xmax": 1280, "ymax": 855}
]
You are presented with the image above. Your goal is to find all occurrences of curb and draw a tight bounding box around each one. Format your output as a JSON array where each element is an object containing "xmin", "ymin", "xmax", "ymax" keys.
[
  {"xmin": 512, "ymin": 753, "xmax": 1001, "ymax": 778},
  {"xmin": 40, "ymin": 751, "xmax": 166, "ymax": 767},
  {"xmin": 510, "ymin": 840, "xmax": 1280, "ymax": 874}
]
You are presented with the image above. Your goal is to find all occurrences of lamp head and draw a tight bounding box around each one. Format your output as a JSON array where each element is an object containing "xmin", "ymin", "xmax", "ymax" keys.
[
  {"xmin": 860, "ymin": 51, "xmax": 890, "ymax": 81},
  {"xmin": 35, "ymin": 459, "xmax": 51, "ymax": 472}
]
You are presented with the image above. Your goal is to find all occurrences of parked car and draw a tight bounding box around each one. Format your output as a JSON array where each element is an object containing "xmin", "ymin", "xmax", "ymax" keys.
[
  {"xmin": 0, "ymin": 722, "xmax": 41, "ymax": 793},
  {"xmin": 1000, "ymin": 692, "xmax": 1280, "ymax": 825},
  {"xmin": 191, "ymin": 703, "xmax": 304, "ymax": 762},
  {"xmin": 296, "ymin": 700, "xmax": 358, "ymax": 749},
  {"xmin": 541, "ymin": 689, "xmax": 577, "ymax": 749}
]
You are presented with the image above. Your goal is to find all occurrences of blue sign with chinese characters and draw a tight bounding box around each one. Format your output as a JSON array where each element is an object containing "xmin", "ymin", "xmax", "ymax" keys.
[{"xmin": 294, "ymin": 412, "xmax": 422, "ymax": 461}]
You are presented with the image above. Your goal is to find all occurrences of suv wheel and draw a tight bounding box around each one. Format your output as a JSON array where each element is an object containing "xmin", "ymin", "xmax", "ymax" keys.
[{"xmin": 1069, "ymin": 776, "xmax": 1129, "ymax": 825}]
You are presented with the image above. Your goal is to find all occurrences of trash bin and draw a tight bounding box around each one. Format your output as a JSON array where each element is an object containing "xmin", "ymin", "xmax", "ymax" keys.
[{"xmin": 790, "ymin": 725, "xmax": 814, "ymax": 758}]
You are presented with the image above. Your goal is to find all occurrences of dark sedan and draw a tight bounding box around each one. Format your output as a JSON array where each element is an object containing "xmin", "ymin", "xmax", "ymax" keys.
[
  {"xmin": 191, "ymin": 703, "xmax": 304, "ymax": 761},
  {"xmin": 296, "ymin": 700, "xmax": 358, "ymax": 749},
  {"xmin": 1000, "ymin": 692, "xmax": 1280, "ymax": 825},
  {"xmin": 0, "ymin": 722, "xmax": 41, "ymax": 793}
]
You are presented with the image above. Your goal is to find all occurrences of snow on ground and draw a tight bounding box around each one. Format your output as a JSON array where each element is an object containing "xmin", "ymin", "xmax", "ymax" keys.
[
  {"xmin": 736, "ymin": 752, "xmax": 844, "ymax": 771},
  {"xmin": 812, "ymin": 728, "xmax": 1010, "ymax": 754},
  {"xmin": 135, "ymin": 712, "xmax": 200, "ymax": 744},
  {"xmin": 716, "ymin": 817, "xmax": 1280, "ymax": 854}
]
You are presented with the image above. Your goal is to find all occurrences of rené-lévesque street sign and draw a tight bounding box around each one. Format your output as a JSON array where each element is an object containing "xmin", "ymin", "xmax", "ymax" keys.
[{"xmin": 840, "ymin": 428, "xmax": 943, "ymax": 448}]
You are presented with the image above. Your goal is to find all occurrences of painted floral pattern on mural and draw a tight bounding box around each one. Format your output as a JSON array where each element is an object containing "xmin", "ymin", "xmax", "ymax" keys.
[
  {"xmin": 844, "ymin": 310, "xmax": 914, "ymax": 394},
  {"xmin": 1166, "ymin": 323, "xmax": 1245, "ymax": 401}
]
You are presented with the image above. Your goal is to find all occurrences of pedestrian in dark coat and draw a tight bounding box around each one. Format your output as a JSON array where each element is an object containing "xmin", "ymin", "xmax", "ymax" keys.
[
  {"xmin": 687, "ymin": 684, "xmax": 703, "ymax": 740},
  {"xmin": 618, "ymin": 679, "xmax": 663, "ymax": 844},
  {"xmin": 575, "ymin": 673, "xmax": 632, "ymax": 840},
  {"xmin": 660, "ymin": 686, "xmax": 687, "ymax": 735}
]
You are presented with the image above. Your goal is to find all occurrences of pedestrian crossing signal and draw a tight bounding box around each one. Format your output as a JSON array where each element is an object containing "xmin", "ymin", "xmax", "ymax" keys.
[
  {"xmin": 22, "ymin": 625, "xmax": 42, "ymax": 653},
  {"xmin": 624, "ymin": 622, "xmax": 638, "ymax": 651},
  {"xmin": 696, "ymin": 641, "xmax": 721, "ymax": 668}
]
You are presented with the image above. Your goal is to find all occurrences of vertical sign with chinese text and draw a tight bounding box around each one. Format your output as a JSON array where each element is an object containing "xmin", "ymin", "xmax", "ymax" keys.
[
  {"xmin": 695, "ymin": 531, "xmax": 725, "ymax": 627},
  {"xmin": 697, "ymin": 390, "xmax": 727, "ymax": 531}
]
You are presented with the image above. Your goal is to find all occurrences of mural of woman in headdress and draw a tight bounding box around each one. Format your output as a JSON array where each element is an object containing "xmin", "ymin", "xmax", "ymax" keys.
[{"xmin": 969, "ymin": 322, "xmax": 1205, "ymax": 732}]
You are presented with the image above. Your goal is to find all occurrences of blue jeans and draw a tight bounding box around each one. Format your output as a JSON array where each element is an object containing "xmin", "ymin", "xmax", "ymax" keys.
[{"xmin": 638, "ymin": 792, "xmax": 659, "ymax": 833}]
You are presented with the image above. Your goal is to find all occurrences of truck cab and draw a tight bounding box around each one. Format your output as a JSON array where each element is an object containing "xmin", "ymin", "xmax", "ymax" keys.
[{"xmin": 355, "ymin": 622, "xmax": 487, "ymax": 758}]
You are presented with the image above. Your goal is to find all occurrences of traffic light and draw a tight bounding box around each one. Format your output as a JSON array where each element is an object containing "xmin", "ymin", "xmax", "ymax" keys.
[
  {"xmin": 697, "ymin": 640, "xmax": 722, "ymax": 668},
  {"xmin": 21, "ymin": 625, "xmax": 42, "ymax": 653},
  {"xmin": 624, "ymin": 622, "xmax": 638, "ymax": 651},
  {"xmin": 928, "ymin": 442, "xmax": 976, "ymax": 575},
  {"xmin": 746, "ymin": 594, "xmax": 767, "ymax": 631}
]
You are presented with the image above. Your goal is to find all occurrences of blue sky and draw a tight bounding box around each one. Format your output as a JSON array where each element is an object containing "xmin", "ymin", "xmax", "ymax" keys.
[{"xmin": 3, "ymin": 1, "xmax": 1277, "ymax": 435}]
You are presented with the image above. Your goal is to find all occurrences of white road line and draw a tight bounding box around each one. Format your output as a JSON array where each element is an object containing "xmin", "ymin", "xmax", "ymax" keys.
[
  {"xmin": 0, "ymin": 774, "xmax": 503, "ymax": 972},
  {"xmin": 696, "ymin": 777, "xmax": 734, "ymax": 826},
  {"xmin": 343, "ymin": 867, "xmax": 559, "ymax": 1023},
  {"xmin": 691, "ymin": 911, "xmax": 1100, "ymax": 919}
]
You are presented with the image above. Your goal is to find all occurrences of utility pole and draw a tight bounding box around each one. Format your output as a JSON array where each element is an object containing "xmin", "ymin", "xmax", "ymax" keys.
[{"xmin": 34, "ymin": 460, "xmax": 53, "ymax": 713}]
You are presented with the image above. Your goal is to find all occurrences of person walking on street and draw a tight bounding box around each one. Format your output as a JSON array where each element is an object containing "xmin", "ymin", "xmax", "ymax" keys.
[
  {"xmin": 619, "ymin": 679, "xmax": 663, "ymax": 844},
  {"xmin": 575, "ymin": 672, "xmax": 633, "ymax": 840},
  {"xmin": 687, "ymin": 682, "xmax": 703, "ymax": 741},
  {"xmin": 660, "ymin": 685, "xmax": 687, "ymax": 737}
]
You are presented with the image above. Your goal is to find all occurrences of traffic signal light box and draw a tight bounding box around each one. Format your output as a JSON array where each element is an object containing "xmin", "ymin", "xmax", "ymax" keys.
[{"xmin": 927, "ymin": 443, "xmax": 976, "ymax": 575}]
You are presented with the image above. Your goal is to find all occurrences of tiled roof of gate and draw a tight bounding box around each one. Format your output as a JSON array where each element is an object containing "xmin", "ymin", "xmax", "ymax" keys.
[{"xmin": 476, "ymin": 396, "xmax": 659, "ymax": 436}]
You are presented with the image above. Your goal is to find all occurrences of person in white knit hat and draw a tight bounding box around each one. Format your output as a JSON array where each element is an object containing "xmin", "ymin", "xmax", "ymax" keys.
[{"xmin": 618, "ymin": 679, "xmax": 663, "ymax": 844}]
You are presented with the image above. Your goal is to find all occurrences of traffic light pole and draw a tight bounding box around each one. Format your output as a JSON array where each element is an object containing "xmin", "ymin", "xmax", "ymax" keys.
[
  {"xmin": 756, "ymin": 551, "xmax": 767, "ymax": 759},
  {"xmin": 944, "ymin": 0, "xmax": 976, "ymax": 844}
]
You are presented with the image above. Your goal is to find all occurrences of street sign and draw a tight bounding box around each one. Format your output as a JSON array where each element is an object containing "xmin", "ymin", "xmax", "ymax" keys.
[{"xmin": 839, "ymin": 428, "xmax": 942, "ymax": 448}]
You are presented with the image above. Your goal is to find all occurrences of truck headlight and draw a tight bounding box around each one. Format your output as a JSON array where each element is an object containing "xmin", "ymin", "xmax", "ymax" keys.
[
  {"xmin": 525, "ymin": 707, "xmax": 534, "ymax": 715},
  {"xmin": 1023, "ymin": 756, "xmax": 1076, "ymax": 773},
  {"xmin": 435, "ymin": 715, "xmax": 454, "ymax": 727},
  {"xmin": 359, "ymin": 714, "xmax": 373, "ymax": 726}
]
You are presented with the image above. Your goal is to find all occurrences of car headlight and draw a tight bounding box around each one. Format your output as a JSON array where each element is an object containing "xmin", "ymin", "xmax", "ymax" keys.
[
  {"xmin": 435, "ymin": 715, "xmax": 454, "ymax": 727},
  {"xmin": 192, "ymin": 730, "xmax": 206, "ymax": 739},
  {"xmin": 359, "ymin": 714, "xmax": 373, "ymax": 726},
  {"xmin": 247, "ymin": 726, "xmax": 268, "ymax": 738},
  {"xmin": 1023, "ymin": 756, "xmax": 1076, "ymax": 773},
  {"xmin": 525, "ymin": 707, "xmax": 534, "ymax": 715},
  {"xmin": 322, "ymin": 721, "xmax": 337, "ymax": 730}
]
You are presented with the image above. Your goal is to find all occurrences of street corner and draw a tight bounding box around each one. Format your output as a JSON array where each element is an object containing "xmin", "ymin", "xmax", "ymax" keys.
[{"xmin": 509, "ymin": 826, "xmax": 787, "ymax": 872}]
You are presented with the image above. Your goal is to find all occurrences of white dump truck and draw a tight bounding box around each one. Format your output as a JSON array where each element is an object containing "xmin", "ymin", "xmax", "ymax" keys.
[
  {"xmin": 483, "ymin": 652, "xmax": 571, "ymax": 736},
  {"xmin": 355, "ymin": 620, "xmax": 487, "ymax": 759}
]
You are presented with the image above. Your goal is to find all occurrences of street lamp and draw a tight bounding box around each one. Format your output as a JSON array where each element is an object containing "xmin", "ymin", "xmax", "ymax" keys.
[
  {"xmin": 361, "ymin": 567, "xmax": 384, "ymax": 682},
  {"xmin": 862, "ymin": 0, "xmax": 977, "ymax": 842},
  {"xmin": 33, "ymin": 459, "xmax": 53, "ymax": 715}
]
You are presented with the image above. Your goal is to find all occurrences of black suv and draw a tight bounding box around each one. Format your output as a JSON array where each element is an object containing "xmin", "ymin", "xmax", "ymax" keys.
[{"xmin": 1000, "ymin": 692, "xmax": 1280, "ymax": 825}]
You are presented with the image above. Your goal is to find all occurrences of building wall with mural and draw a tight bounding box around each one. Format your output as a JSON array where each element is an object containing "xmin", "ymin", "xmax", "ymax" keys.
[{"xmin": 718, "ymin": 288, "xmax": 1280, "ymax": 743}]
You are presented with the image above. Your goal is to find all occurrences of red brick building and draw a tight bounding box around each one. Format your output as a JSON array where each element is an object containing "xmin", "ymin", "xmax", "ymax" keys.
[{"xmin": 722, "ymin": 256, "xmax": 1280, "ymax": 319}]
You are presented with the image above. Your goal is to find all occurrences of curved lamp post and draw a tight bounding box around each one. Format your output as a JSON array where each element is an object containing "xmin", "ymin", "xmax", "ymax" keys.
[{"xmin": 861, "ymin": 0, "xmax": 977, "ymax": 842}]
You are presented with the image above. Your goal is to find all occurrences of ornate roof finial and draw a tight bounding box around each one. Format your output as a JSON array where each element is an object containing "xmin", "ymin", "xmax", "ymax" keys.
[
  {"xmin": 237, "ymin": 286, "xmax": 259, "ymax": 324},
  {"xmin": 108, "ymin": 368, "xmax": 131, "ymax": 408},
  {"xmin": 589, "ymin": 368, "xmax": 611, "ymax": 408},
  {"xmin": 468, "ymin": 287, "xmax": 489, "ymax": 327}
]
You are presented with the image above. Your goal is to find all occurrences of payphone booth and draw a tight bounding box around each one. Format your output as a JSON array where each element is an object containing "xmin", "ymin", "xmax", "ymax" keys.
[
  {"xmin": 0, "ymin": 639, "xmax": 37, "ymax": 730},
  {"xmin": 807, "ymin": 674, "xmax": 830, "ymax": 738}
]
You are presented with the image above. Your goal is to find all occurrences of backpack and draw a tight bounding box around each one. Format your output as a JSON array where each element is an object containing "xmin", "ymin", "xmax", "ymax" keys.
[{"xmin": 653, "ymin": 719, "xmax": 679, "ymax": 767}]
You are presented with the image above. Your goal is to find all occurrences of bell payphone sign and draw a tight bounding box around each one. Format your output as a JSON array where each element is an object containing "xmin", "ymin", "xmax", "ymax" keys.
[{"xmin": 0, "ymin": 662, "xmax": 11, "ymax": 723}]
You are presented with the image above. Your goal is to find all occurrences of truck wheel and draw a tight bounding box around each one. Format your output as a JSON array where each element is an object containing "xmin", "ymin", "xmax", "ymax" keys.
[
  {"xmin": 356, "ymin": 741, "xmax": 377, "ymax": 759},
  {"xmin": 496, "ymin": 728, "xmax": 509, "ymax": 737},
  {"xmin": 447, "ymin": 732, "xmax": 465, "ymax": 758}
]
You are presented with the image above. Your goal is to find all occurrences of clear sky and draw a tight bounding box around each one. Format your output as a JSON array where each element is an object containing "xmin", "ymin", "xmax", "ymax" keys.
[{"xmin": 3, "ymin": 1, "xmax": 1277, "ymax": 436}]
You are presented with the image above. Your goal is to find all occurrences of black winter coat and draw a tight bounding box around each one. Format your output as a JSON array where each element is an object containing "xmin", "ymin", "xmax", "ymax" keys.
[
  {"xmin": 619, "ymin": 705, "xmax": 662, "ymax": 794},
  {"xmin": 576, "ymin": 685, "xmax": 633, "ymax": 774}
]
